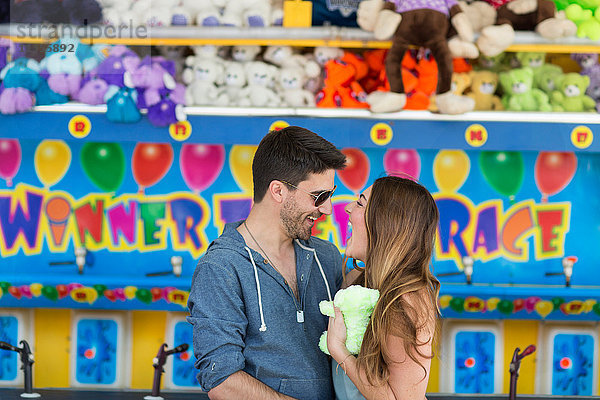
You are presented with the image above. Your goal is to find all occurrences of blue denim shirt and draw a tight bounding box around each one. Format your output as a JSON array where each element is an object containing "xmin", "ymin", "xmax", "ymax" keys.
[{"xmin": 187, "ymin": 221, "xmax": 343, "ymax": 399}]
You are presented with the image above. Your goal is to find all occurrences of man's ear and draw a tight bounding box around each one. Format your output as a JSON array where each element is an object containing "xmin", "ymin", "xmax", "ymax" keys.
[{"xmin": 268, "ymin": 180, "xmax": 286, "ymax": 204}]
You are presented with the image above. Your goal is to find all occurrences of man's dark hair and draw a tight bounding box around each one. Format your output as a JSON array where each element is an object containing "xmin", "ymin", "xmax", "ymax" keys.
[{"xmin": 252, "ymin": 126, "xmax": 346, "ymax": 202}]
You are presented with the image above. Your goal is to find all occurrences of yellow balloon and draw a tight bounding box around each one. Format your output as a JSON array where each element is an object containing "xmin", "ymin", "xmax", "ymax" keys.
[
  {"xmin": 486, "ymin": 297, "xmax": 500, "ymax": 311},
  {"xmin": 30, "ymin": 283, "xmax": 43, "ymax": 297},
  {"xmin": 433, "ymin": 150, "xmax": 470, "ymax": 193},
  {"xmin": 583, "ymin": 299, "xmax": 597, "ymax": 313},
  {"xmin": 124, "ymin": 286, "xmax": 138, "ymax": 300},
  {"xmin": 229, "ymin": 145, "xmax": 257, "ymax": 193},
  {"xmin": 35, "ymin": 140, "xmax": 72, "ymax": 188},
  {"xmin": 535, "ymin": 300, "xmax": 553, "ymax": 318},
  {"xmin": 439, "ymin": 295, "xmax": 452, "ymax": 309}
]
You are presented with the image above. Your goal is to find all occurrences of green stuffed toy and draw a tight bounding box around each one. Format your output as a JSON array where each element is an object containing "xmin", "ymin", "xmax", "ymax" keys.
[
  {"xmin": 318, "ymin": 285, "xmax": 380, "ymax": 355},
  {"xmin": 516, "ymin": 52, "xmax": 547, "ymax": 69},
  {"xmin": 533, "ymin": 64, "xmax": 565, "ymax": 94},
  {"xmin": 565, "ymin": 4, "xmax": 600, "ymax": 40},
  {"xmin": 551, "ymin": 72, "xmax": 597, "ymax": 111},
  {"xmin": 500, "ymin": 67, "xmax": 552, "ymax": 111}
]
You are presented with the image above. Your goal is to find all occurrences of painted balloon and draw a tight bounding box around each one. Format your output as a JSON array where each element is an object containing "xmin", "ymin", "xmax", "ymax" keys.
[
  {"xmin": 433, "ymin": 150, "xmax": 470, "ymax": 192},
  {"xmin": 383, "ymin": 149, "xmax": 420, "ymax": 180},
  {"xmin": 479, "ymin": 151, "xmax": 524, "ymax": 200},
  {"xmin": 80, "ymin": 142, "xmax": 125, "ymax": 192},
  {"xmin": 535, "ymin": 152, "xmax": 577, "ymax": 202},
  {"xmin": 132, "ymin": 143, "xmax": 174, "ymax": 192},
  {"xmin": 180, "ymin": 144, "xmax": 225, "ymax": 193},
  {"xmin": 0, "ymin": 139, "xmax": 21, "ymax": 187},
  {"xmin": 338, "ymin": 148, "xmax": 370, "ymax": 193},
  {"xmin": 35, "ymin": 140, "xmax": 71, "ymax": 188},
  {"xmin": 229, "ymin": 145, "xmax": 257, "ymax": 193}
]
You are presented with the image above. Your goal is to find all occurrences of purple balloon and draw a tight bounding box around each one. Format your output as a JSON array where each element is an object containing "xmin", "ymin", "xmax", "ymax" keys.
[
  {"xmin": 0, "ymin": 139, "xmax": 21, "ymax": 186},
  {"xmin": 180, "ymin": 144, "xmax": 225, "ymax": 193}
]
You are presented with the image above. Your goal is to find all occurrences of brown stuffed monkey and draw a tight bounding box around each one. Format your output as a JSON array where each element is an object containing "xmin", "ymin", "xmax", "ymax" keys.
[{"xmin": 358, "ymin": 0, "xmax": 476, "ymax": 114}]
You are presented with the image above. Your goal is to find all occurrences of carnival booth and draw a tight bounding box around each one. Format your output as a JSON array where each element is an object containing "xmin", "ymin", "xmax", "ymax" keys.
[{"xmin": 1, "ymin": 0, "xmax": 600, "ymax": 397}]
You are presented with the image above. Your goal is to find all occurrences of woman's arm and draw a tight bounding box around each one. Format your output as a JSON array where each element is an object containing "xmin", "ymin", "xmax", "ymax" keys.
[{"xmin": 327, "ymin": 305, "xmax": 434, "ymax": 400}]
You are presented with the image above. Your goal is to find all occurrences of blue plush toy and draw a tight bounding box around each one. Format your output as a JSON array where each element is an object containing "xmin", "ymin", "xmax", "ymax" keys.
[{"xmin": 104, "ymin": 72, "xmax": 141, "ymax": 124}]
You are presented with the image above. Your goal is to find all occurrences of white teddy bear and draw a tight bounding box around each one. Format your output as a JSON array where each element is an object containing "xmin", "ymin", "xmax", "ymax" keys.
[
  {"xmin": 263, "ymin": 45, "xmax": 321, "ymax": 79},
  {"xmin": 222, "ymin": 61, "xmax": 247, "ymax": 105},
  {"xmin": 131, "ymin": 0, "xmax": 179, "ymax": 26},
  {"xmin": 231, "ymin": 45, "xmax": 262, "ymax": 63},
  {"xmin": 171, "ymin": 0, "xmax": 226, "ymax": 26},
  {"xmin": 221, "ymin": 0, "xmax": 272, "ymax": 27},
  {"xmin": 239, "ymin": 61, "xmax": 281, "ymax": 107},
  {"xmin": 278, "ymin": 67, "xmax": 315, "ymax": 107},
  {"xmin": 313, "ymin": 46, "xmax": 344, "ymax": 67},
  {"xmin": 100, "ymin": 0, "xmax": 133, "ymax": 26},
  {"xmin": 183, "ymin": 57, "xmax": 228, "ymax": 106}
]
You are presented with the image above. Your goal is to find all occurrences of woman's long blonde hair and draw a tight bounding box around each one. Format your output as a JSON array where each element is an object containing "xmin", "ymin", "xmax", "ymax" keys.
[{"xmin": 352, "ymin": 176, "xmax": 441, "ymax": 386}]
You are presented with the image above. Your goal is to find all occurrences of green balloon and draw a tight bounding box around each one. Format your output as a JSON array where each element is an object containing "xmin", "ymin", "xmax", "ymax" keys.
[
  {"xmin": 497, "ymin": 299, "xmax": 514, "ymax": 315},
  {"xmin": 552, "ymin": 297, "xmax": 565, "ymax": 311},
  {"xmin": 449, "ymin": 297, "xmax": 465, "ymax": 313},
  {"xmin": 593, "ymin": 303, "xmax": 600, "ymax": 316},
  {"xmin": 136, "ymin": 288, "xmax": 152, "ymax": 304},
  {"xmin": 93, "ymin": 284, "xmax": 107, "ymax": 296},
  {"xmin": 0, "ymin": 281, "xmax": 10, "ymax": 294},
  {"xmin": 80, "ymin": 142, "xmax": 125, "ymax": 192},
  {"xmin": 42, "ymin": 285, "xmax": 58, "ymax": 301},
  {"xmin": 479, "ymin": 151, "xmax": 524, "ymax": 200}
]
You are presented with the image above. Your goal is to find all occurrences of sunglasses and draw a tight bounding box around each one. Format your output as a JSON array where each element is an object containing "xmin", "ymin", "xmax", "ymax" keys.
[{"xmin": 281, "ymin": 181, "xmax": 337, "ymax": 207}]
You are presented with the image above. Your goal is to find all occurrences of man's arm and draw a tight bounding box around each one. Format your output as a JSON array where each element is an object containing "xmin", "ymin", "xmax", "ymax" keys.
[{"xmin": 208, "ymin": 371, "xmax": 297, "ymax": 400}]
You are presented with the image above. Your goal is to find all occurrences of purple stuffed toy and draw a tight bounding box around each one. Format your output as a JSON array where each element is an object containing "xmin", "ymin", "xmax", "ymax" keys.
[
  {"xmin": 96, "ymin": 45, "xmax": 140, "ymax": 87},
  {"xmin": 0, "ymin": 39, "xmax": 25, "ymax": 72},
  {"xmin": 571, "ymin": 53, "xmax": 600, "ymax": 77},
  {"xmin": 130, "ymin": 56, "xmax": 177, "ymax": 109},
  {"xmin": 587, "ymin": 69, "xmax": 600, "ymax": 113},
  {"xmin": 76, "ymin": 71, "xmax": 109, "ymax": 105},
  {"xmin": 0, "ymin": 58, "xmax": 42, "ymax": 114},
  {"xmin": 147, "ymin": 83, "xmax": 187, "ymax": 127}
]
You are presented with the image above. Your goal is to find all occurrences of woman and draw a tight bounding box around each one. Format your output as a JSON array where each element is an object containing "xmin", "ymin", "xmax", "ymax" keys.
[{"xmin": 327, "ymin": 176, "xmax": 441, "ymax": 400}]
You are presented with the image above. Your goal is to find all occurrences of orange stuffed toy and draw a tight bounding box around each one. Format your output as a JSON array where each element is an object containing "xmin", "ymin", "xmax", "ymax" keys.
[{"xmin": 316, "ymin": 52, "xmax": 369, "ymax": 108}]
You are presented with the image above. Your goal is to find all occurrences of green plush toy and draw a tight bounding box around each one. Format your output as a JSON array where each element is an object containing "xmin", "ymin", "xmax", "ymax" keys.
[
  {"xmin": 533, "ymin": 64, "xmax": 565, "ymax": 94},
  {"xmin": 551, "ymin": 72, "xmax": 597, "ymax": 112},
  {"xmin": 516, "ymin": 52, "xmax": 547, "ymax": 69},
  {"xmin": 566, "ymin": 4, "xmax": 600, "ymax": 40},
  {"xmin": 499, "ymin": 68, "xmax": 552, "ymax": 111},
  {"xmin": 318, "ymin": 285, "xmax": 380, "ymax": 355}
]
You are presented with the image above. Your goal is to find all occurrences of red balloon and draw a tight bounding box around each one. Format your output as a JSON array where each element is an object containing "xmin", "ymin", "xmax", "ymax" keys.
[
  {"xmin": 535, "ymin": 152, "xmax": 577, "ymax": 202},
  {"xmin": 338, "ymin": 148, "xmax": 370, "ymax": 193},
  {"xmin": 132, "ymin": 143, "xmax": 174, "ymax": 191},
  {"xmin": 104, "ymin": 289, "xmax": 116, "ymax": 302},
  {"xmin": 56, "ymin": 284, "xmax": 69, "ymax": 299},
  {"xmin": 150, "ymin": 287, "xmax": 162, "ymax": 302},
  {"xmin": 8, "ymin": 286, "xmax": 21, "ymax": 300}
]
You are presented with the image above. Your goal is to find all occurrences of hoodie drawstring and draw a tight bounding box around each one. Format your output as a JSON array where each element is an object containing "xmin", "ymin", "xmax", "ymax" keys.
[
  {"xmin": 245, "ymin": 247, "xmax": 267, "ymax": 332},
  {"xmin": 295, "ymin": 240, "xmax": 332, "ymax": 302},
  {"xmin": 246, "ymin": 242, "xmax": 334, "ymax": 333}
]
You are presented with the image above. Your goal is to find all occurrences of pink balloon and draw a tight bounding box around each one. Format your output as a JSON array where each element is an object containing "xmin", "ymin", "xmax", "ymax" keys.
[
  {"xmin": 0, "ymin": 139, "xmax": 22, "ymax": 187},
  {"xmin": 67, "ymin": 283, "xmax": 83, "ymax": 292},
  {"xmin": 19, "ymin": 285, "xmax": 32, "ymax": 299},
  {"xmin": 180, "ymin": 144, "xmax": 225, "ymax": 193},
  {"xmin": 113, "ymin": 288, "xmax": 126, "ymax": 301},
  {"xmin": 383, "ymin": 149, "xmax": 420, "ymax": 180},
  {"xmin": 524, "ymin": 296, "xmax": 541, "ymax": 313}
]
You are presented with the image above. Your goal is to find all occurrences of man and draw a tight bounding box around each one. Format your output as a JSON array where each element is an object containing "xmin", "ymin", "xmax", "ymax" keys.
[{"xmin": 187, "ymin": 126, "xmax": 347, "ymax": 399}]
